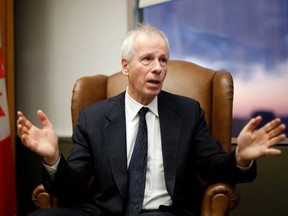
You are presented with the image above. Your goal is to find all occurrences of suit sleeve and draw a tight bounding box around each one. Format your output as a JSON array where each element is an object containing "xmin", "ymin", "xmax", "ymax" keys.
[
  {"xmin": 42, "ymin": 110, "xmax": 94, "ymax": 205},
  {"xmin": 192, "ymin": 101, "xmax": 257, "ymax": 184}
]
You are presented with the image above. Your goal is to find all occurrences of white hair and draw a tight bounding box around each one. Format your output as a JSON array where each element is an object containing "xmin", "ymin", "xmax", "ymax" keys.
[{"xmin": 121, "ymin": 23, "xmax": 170, "ymax": 62}]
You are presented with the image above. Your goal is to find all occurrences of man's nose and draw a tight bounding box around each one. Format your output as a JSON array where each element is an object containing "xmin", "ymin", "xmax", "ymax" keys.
[{"xmin": 151, "ymin": 60, "xmax": 162, "ymax": 73}]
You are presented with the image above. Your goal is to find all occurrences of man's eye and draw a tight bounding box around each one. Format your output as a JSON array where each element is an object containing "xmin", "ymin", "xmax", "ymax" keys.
[
  {"xmin": 160, "ymin": 58, "xmax": 168, "ymax": 66},
  {"xmin": 142, "ymin": 57, "xmax": 151, "ymax": 65}
]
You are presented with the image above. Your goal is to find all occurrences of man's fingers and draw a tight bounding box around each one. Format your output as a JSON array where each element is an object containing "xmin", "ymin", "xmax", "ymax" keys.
[
  {"xmin": 263, "ymin": 118, "xmax": 282, "ymax": 133},
  {"xmin": 17, "ymin": 111, "xmax": 23, "ymax": 118},
  {"xmin": 264, "ymin": 148, "xmax": 282, "ymax": 156},
  {"xmin": 37, "ymin": 110, "xmax": 53, "ymax": 128},
  {"xmin": 17, "ymin": 113, "xmax": 33, "ymax": 131},
  {"xmin": 267, "ymin": 123, "xmax": 286, "ymax": 138},
  {"xmin": 269, "ymin": 133, "xmax": 286, "ymax": 146},
  {"xmin": 264, "ymin": 119, "xmax": 286, "ymax": 145},
  {"xmin": 21, "ymin": 125, "xmax": 30, "ymax": 135},
  {"xmin": 23, "ymin": 116, "xmax": 33, "ymax": 130},
  {"xmin": 245, "ymin": 116, "xmax": 262, "ymax": 132}
]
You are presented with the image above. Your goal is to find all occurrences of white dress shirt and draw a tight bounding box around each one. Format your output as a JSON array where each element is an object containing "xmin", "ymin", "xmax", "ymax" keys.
[{"xmin": 125, "ymin": 91, "xmax": 172, "ymax": 210}]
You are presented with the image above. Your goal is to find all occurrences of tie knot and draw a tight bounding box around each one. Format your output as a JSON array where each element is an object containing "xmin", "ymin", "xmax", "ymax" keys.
[{"xmin": 139, "ymin": 107, "xmax": 149, "ymax": 117}]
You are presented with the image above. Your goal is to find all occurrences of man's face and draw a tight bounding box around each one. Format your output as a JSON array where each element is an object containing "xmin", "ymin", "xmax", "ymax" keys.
[{"xmin": 122, "ymin": 32, "xmax": 169, "ymax": 105}]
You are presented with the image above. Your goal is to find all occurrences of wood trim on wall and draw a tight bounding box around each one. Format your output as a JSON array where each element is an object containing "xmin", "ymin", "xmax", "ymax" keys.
[{"xmin": 0, "ymin": 0, "xmax": 15, "ymax": 154}]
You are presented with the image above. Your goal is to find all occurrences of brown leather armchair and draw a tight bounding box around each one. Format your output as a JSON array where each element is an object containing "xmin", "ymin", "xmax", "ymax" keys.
[{"xmin": 32, "ymin": 60, "xmax": 239, "ymax": 216}]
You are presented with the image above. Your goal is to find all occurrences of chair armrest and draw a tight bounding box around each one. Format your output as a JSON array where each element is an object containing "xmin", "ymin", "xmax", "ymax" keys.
[
  {"xmin": 32, "ymin": 182, "xmax": 239, "ymax": 214},
  {"xmin": 201, "ymin": 183, "xmax": 240, "ymax": 216},
  {"xmin": 32, "ymin": 184, "xmax": 58, "ymax": 208}
]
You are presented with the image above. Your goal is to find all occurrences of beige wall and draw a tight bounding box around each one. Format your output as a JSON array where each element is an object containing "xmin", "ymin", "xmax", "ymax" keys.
[{"xmin": 15, "ymin": 0, "xmax": 130, "ymax": 136}]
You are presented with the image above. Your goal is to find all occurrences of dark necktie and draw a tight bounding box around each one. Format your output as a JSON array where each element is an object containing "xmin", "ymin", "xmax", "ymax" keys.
[{"xmin": 125, "ymin": 107, "xmax": 149, "ymax": 215}]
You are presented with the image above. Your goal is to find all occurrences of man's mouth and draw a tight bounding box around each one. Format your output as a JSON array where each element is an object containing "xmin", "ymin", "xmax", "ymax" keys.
[{"xmin": 147, "ymin": 79, "xmax": 161, "ymax": 84}]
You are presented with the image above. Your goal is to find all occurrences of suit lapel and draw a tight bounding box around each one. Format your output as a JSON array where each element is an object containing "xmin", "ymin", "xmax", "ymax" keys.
[
  {"xmin": 103, "ymin": 92, "xmax": 128, "ymax": 197},
  {"xmin": 158, "ymin": 92, "xmax": 181, "ymax": 197}
]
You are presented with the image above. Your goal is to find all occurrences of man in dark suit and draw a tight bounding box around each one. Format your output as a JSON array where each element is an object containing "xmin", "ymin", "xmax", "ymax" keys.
[{"xmin": 17, "ymin": 24, "xmax": 286, "ymax": 216}]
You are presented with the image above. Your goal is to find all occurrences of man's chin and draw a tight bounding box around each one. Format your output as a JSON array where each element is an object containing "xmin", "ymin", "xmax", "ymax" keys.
[{"xmin": 145, "ymin": 89, "xmax": 161, "ymax": 98}]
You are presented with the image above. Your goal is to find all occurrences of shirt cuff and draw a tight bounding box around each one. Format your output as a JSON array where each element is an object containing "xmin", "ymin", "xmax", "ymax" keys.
[
  {"xmin": 43, "ymin": 156, "xmax": 61, "ymax": 179},
  {"xmin": 236, "ymin": 160, "xmax": 253, "ymax": 172}
]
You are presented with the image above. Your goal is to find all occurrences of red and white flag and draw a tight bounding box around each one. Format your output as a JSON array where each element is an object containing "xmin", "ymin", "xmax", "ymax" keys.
[{"xmin": 0, "ymin": 33, "xmax": 17, "ymax": 215}]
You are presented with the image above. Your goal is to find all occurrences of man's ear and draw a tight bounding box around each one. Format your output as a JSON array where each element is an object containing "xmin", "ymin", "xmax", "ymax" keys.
[{"xmin": 121, "ymin": 59, "xmax": 129, "ymax": 76}]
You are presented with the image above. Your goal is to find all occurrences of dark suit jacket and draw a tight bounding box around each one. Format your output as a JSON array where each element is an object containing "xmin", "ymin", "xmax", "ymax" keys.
[{"xmin": 43, "ymin": 90, "xmax": 256, "ymax": 215}]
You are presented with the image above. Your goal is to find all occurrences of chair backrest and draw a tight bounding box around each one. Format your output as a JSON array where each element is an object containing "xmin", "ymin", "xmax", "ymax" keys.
[{"xmin": 71, "ymin": 60, "xmax": 234, "ymax": 152}]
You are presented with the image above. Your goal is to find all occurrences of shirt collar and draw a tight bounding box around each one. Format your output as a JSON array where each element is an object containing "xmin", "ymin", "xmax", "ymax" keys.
[{"xmin": 125, "ymin": 89, "xmax": 159, "ymax": 121}]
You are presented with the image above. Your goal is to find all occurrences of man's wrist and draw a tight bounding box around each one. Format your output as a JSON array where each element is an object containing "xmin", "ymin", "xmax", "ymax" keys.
[
  {"xmin": 235, "ymin": 146, "xmax": 252, "ymax": 167},
  {"xmin": 236, "ymin": 160, "xmax": 253, "ymax": 172},
  {"xmin": 43, "ymin": 156, "xmax": 61, "ymax": 179},
  {"xmin": 44, "ymin": 150, "xmax": 61, "ymax": 166}
]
